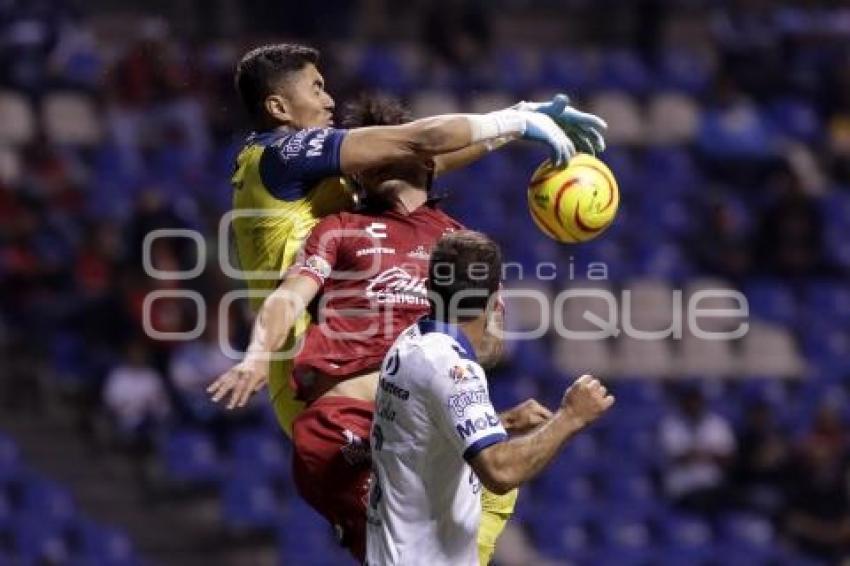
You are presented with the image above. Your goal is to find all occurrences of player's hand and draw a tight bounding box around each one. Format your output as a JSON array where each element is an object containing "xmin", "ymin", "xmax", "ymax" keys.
[
  {"xmin": 561, "ymin": 374, "xmax": 614, "ymax": 428},
  {"xmin": 515, "ymin": 94, "xmax": 607, "ymax": 156},
  {"xmin": 516, "ymin": 109, "xmax": 576, "ymax": 167},
  {"xmin": 207, "ymin": 355, "xmax": 269, "ymax": 410},
  {"xmin": 500, "ymin": 399, "xmax": 553, "ymax": 434}
]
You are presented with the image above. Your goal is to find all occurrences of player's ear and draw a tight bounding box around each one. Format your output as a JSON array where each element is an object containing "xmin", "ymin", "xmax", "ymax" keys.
[{"xmin": 265, "ymin": 94, "xmax": 291, "ymax": 125}]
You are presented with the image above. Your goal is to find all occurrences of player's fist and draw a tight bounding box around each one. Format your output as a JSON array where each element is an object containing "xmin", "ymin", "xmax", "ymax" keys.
[
  {"xmin": 500, "ymin": 399, "xmax": 553, "ymax": 434},
  {"xmin": 207, "ymin": 355, "xmax": 269, "ymax": 410},
  {"xmin": 561, "ymin": 374, "xmax": 614, "ymax": 428}
]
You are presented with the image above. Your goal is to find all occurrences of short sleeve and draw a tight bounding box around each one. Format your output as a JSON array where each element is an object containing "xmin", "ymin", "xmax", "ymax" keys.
[
  {"xmin": 259, "ymin": 128, "xmax": 347, "ymax": 201},
  {"xmin": 293, "ymin": 215, "xmax": 343, "ymax": 287},
  {"xmin": 415, "ymin": 338, "xmax": 507, "ymax": 461}
]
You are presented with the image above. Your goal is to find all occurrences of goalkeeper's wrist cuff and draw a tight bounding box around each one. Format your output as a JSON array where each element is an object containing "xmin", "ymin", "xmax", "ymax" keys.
[{"xmin": 467, "ymin": 110, "xmax": 525, "ymax": 143}]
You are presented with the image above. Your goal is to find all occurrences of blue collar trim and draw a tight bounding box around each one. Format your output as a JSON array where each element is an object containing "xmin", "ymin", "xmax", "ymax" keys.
[{"xmin": 416, "ymin": 317, "xmax": 478, "ymax": 362}]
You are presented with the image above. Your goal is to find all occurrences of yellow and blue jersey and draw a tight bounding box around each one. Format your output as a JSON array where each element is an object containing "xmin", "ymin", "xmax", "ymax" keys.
[{"xmin": 230, "ymin": 127, "xmax": 355, "ymax": 434}]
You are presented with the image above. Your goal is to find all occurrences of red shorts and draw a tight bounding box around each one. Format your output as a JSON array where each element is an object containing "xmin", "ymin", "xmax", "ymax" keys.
[{"xmin": 292, "ymin": 396, "xmax": 375, "ymax": 562}]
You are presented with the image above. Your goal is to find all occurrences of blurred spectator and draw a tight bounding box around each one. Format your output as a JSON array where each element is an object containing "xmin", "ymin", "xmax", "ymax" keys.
[
  {"xmin": 753, "ymin": 164, "xmax": 829, "ymax": 277},
  {"xmin": 732, "ymin": 398, "xmax": 789, "ymax": 518},
  {"xmin": 168, "ymin": 315, "xmax": 245, "ymax": 424},
  {"xmin": 783, "ymin": 401, "xmax": 850, "ymax": 561},
  {"xmin": 659, "ymin": 385, "xmax": 736, "ymax": 516},
  {"xmin": 102, "ymin": 341, "xmax": 170, "ymax": 444},
  {"xmin": 689, "ymin": 195, "xmax": 753, "ymax": 281}
]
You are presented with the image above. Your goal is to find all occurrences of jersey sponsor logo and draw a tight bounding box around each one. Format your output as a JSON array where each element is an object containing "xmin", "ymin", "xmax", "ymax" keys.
[
  {"xmin": 276, "ymin": 129, "xmax": 310, "ymax": 160},
  {"xmin": 366, "ymin": 267, "xmax": 429, "ymax": 306},
  {"xmin": 356, "ymin": 246, "xmax": 395, "ymax": 257},
  {"xmin": 378, "ymin": 377, "xmax": 410, "ymax": 401},
  {"xmin": 406, "ymin": 245, "xmax": 430, "ymax": 260},
  {"xmin": 384, "ymin": 350, "xmax": 400, "ymax": 376},
  {"xmin": 365, "ymin": 222, "xmax": 388, "ymax": 239},
  {"xmin": 303, "ymin": 254, "xmax": 332, "ymax": 280},
  {"xmin": 456, "ymin": 412, "xmax": 501, "ymax": 439},
  {"xmin": 340, "ymin": 428, "xmax": 371, "ymax": 466},
  {"xmin": 377, "ymin": 400, "xmax": 396, "ymax": 423},
  {"xmin": 447, "ymin": 386, "xmax": 489, "ymax": 417},
  {"xmin": 306, "ymin": 129, "xmax": 329, "ymax": 157},
  {"xmin": 449, "ymin": 363, "xmax": 479, "ymax": 384}
]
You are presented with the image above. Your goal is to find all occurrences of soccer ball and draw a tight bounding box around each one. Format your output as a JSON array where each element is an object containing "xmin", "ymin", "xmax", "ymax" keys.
[{"xmin": 527, "ymin": 154, "xmax": 620, "ymax": 243}]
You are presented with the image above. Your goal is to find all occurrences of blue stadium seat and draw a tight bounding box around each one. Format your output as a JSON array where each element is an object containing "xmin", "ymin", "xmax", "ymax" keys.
[
  {"xmin": 718, "ymin": 512, "xmax": 775, "ymax": 552},
  {"xmin": 767, "ymin": 98, "xmax": 821, "ymax": 144},
  {"xmin": 539, "ymin": 50, "xmax": 597, "ymax": 92},
  {"xmin": 599, "ymin": 50, "xmax": 652, "ymax": 94},
  {"xmin": 641, "ymin": 147, "xmax": 701, "ymax": 197},
  {"xmin": 221, "ymin": 475, "xmax": 282, "ymax": 530},
  {"xmin": 14, "ymin": 519, "xmax": 72, "ymax": 564},
  {"xmin": 21, "ymin": 478, "xmax": 77, "ymax": 525},
  {"xmin": 743, "ymin": 279, "xmax": 798, "ymax": 325},
  {"xmin": 160, "ymin": 429, "xmax": 223, "ymax": 484},
  {"xmin": 73, "ymin": 519, "xmax": 138, "ymax": 566},
  {"xmin": 697, "ymin": 106, "xmax": 775, "ymax": 159},
  {"xmin": 0, "ymin": 434, "xmax": 22, "ymax": 483},
  {"xmin": 357, "ymin": 47, "xmax": 410, "ymax": 94},
  {"xmin": 656, "ymin": 50, "xmax": 712, "ymax": 94},
  {"xmin": 228, "ymin": 429, "xmax": 290, "ymax": 481},
  {"xmin": 657, "ymin": 511, "xmax": 714, "ymax": 552},
  {"xmin": 804, "ymin": 281, "xmax": 850, "ymax": 325}
]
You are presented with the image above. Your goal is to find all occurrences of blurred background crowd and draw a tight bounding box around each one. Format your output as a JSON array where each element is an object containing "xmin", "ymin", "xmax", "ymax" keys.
[{"xmin": 1, "ymin": 0, "xmax": 850, "ymax": 564}]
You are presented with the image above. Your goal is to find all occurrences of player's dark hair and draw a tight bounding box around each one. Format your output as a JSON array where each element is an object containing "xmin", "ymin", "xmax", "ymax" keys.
[
  {"xmin": 342, "ymin": 93, "xmax": 433, "ymax": 211},
  {"xmin": 428, "ymin": 230, "xmax": 502, "ymax": 322},
  {"xmin": 234, "ymin": 43, "xmax": 319, "ymax": 122},
  {"xmin": 341, "ymin": 93, "xmax": 412, "ymax": 128}
]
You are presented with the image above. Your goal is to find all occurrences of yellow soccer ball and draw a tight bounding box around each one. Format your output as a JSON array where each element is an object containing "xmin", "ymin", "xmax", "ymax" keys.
[{"xmin": 527, "ymin": 154, "xmax": 620, "ymax": 243}]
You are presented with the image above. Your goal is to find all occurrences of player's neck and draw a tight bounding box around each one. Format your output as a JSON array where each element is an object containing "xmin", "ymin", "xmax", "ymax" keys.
[
  {"xmin": 391, "ymin": 185, "xmax": 428, "ymax": 215},
  {"xmin": 457, "ymin": 316, "xmax": 487, "ymax": 359}
]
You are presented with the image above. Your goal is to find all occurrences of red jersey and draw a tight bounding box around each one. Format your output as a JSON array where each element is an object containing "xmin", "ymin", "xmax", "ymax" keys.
[{"xmin": 293, "ymin": 204, "xmax": 464, "ymax": 392}]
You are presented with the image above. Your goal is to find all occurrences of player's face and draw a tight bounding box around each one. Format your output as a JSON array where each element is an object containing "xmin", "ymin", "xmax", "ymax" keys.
[
  {"xmin": 478, "ymin": 300, "xmax": 506, "ymax": 369},
  {"xmin": 270, "ymin": 64, "xmax": 335, "ymax": 129}
]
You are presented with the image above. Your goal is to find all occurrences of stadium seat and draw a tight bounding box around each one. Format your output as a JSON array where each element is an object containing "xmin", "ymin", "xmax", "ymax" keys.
[
  {"xmin": 678, "ymin": 333, "xmax": 736, "ymax": 377},
  {"xmin": 0, "ymin": 91, "xmax": 36, "ymax": 146},
  {"xmin": 767, "ymin": 98, "xmax": 821, "ymax": 143},
  {"xmin": 356, "ymin": 46, "xmax": 410, "ymax": 94},
  {"xmin": 0, "ymin": 145, "xmax": 21, "ymax": 185},
  {"xmin": 228, "ymin": 429, "xmax": 290, "ymax": 481},
  {"xmin": 0, "ymin": 434, "xmax": 22, "ymax": 482},
  {"xmin": 160, "ymin": 429, "xmax": 223, "ymax": 484},
  {"xmin": 599, "ymin": 50, "xmax": 652, "ymax": 94},
  {"xmin": 622, "ymin": 278, "xmax": 676, "ymax": 334},
  {"xmin": 684, "ymin": 278, "xmax": 746, "ymax": 334},
  {"xmin": 221, "ymin": 476, "xmax": 282, "ymax": 530},
  {"xmin": 553, "ymin": 336, "xmax": 612, "ymax": 377},
  {"xmin": 743, "ymin": 280, "xmax": 797, "ymax": 326},
  {"xmin": 646, "ymin": 93, "xmax": 700, "ymax": 145},
  {"xmin": 538, "ymin": 49, "xmax": 598, "ymax": 92},
  {"xmin": 41, "ymin": 92, "xmax": 102, "ymax": 145},
  {"xmin": 656, "ymin": 50, "xmax": 713, "ymax": 94},
  {"xmin": 501, "ymin": 280, "xmax": 553, "ymax": 335},
  {"xmin": 739, "ymin": 322, "xmax": 805, "ymax": 378},
  {"xmin": 73, "ymin": 519, "xmax": 137, "ymax": 566},
  {"xmin": 804, "ymin": 280, "xmax": 850, "ymax": 325},
  {"xmin": 468, "ymin": 91, "xmax": 514, "ymax": 114},
  {"xmin": 613, "ymin": 337, "xmax": 675, "ymax": 379},
  {"xmin": 718, "ymin": 512, "xmax": 775, "ymax": 551},
  {"xmin": 589, "ymin": 92, "xmax": 645, "ymax": 146},
  {"xmin": 21, "ymin": 478, "xmax": 77, "ymax": 525},
  {"xmin": 697, "ymin": 104, "xmax": 775, "ymax": 159},
  {"xmin": 14, "ymin": 519, "xmax": 72, "ymax": 564},
  {"xmin": 410, "ymin": 90, "xmax": 460, "ymax": 118}
]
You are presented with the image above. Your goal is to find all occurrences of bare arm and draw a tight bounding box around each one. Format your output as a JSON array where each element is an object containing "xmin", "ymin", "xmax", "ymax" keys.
[
  {"xmin": 340, "ymin": 115, "xmax": 475, "ymax": 174},
  {"xmin": 470, "ymin": 375, "xmax": 614, "ymax": 495},
  {"xmin": 432, "ymin": 137, "xmax": 514, "ymax": 177},
  {"xmin": 339, "ymin": 108, "xmax": 572, "ymax": 174},
  {"xmin": 207, "ymin": 274, "xmax": 319, "ymax": 409}
]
